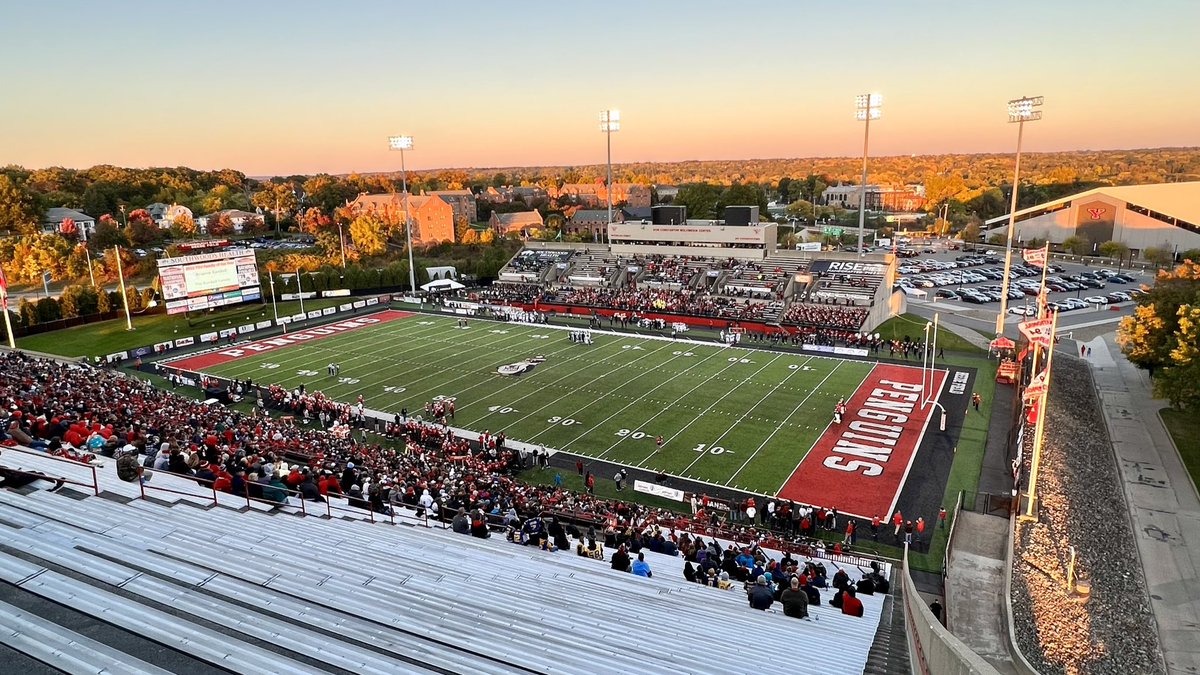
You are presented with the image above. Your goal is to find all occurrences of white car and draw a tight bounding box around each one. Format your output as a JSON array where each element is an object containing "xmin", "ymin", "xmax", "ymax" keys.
[
  {"xmin": 1063, "ymin": 298, "xmax": 1089, "ymax": 310},
  {"xmin": 1008, "ymin": 306, "xmax": 1035, "ymax": 316},
  {"xmin": 1084, "ymin": 296, "xmax": 1109, "ymax": 305}
]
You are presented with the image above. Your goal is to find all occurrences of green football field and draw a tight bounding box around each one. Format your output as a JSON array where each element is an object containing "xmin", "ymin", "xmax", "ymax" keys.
[{"xmin": 183, "ymin": 312, "xmax": 876, "ymax": 495}]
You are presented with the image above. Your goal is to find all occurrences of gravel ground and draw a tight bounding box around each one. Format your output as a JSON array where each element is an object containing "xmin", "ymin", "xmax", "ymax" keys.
[{"xmin": 1010, "ymin": 356, "xmax": 1165, "ymax": 675}]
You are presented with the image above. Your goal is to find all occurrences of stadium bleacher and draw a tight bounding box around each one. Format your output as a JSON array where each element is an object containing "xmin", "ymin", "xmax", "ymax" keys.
[
  {"xmin": 0, "ymin": 447, "xmax": 892, "ymax": 675},
  {"xmin": 485, "ymin": 247, "xmax": 882, "ymax": 332}
]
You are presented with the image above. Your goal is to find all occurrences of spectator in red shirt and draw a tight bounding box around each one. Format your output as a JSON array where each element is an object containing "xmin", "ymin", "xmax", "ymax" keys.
[{"xmin": 841, "ymin": 587, "xmax": 864, "ymax": 617}]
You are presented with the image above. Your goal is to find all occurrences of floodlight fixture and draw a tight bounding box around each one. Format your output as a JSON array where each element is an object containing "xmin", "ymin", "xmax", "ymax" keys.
[
  {"xmin": 853, "ymin": 93, "xmax": 882, "ymax": 257},
  {"xmin": 599, "ymin": 109, "xmax": 621, "ymax": 132},
  {"xmin": 387, "ymin": 134, "xmax": 417, "ymax": 293},
  {"xmin": 1007, "ymin": 96, "xmax": 1044, "ymax": 123},
  {"xmin": 996, "ymin": 95, "xmax": 1044, "ymax": 333}
]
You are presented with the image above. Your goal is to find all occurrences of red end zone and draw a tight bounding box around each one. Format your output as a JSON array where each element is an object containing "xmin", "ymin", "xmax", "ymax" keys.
[
  {"xmin": 164, "ymin": 310, "xmax": 413, "ymax": 371},
  {"xmin": 778, "ymin": 363, "xmax": 947, "ymax": 520}
]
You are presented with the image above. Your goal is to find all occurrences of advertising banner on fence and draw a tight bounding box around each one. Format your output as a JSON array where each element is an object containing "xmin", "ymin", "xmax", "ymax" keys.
[
  {"xmin": 633, "ymin": 481, "xmax": 685, "ymax": 502},
  {"xmin": 153, "ymin": 341, "xmax": 174, "ymax": 353},
  {"xmin": 200, "ymin": 332, "xmax": 219, "ymax": 343},
  {"xmin": 175, "ymin": 336, "xmax": 195, "ymax": 347},
  {"xmin": 255, "ymin": 320, "xmax": 273, "ymax": 330},
  {"xmin": 218, "ymin": 328, "xmax": 237, "ymax": 339},
  {"xmin": 366, "ymin": 297, "xmax": 379, "ymax": 306},
  {"xmin": 237, "ymin": 323, "xmax": 255, "ymax": 334},
  {"xmin": 801, "ymin": 343, "xmax": 870, "ymax": 358},
  {"xmin": 291, "ymin": 313, "xmax": 305, "ymax": 322},
  {"xmin": 322, "ymin": 307, "xmax": 336, "ymax": 316},
  {"xmin": 339, "ymin": 303, "xmax": 354, "ymax": 312},
  {"xmin": 322, "ymin": 289, "xmax": 351, "ymax": 297},
  {"xmin": 280, "ymin": 292, "xmax": 318, "ymax": 301},
  {"xmin": 307, "ymin": 310, "xmax": 323, "ymax": 319},
  {"xmin": 353, "ymin": 301, "xmax": 367, "ymax": 309}
]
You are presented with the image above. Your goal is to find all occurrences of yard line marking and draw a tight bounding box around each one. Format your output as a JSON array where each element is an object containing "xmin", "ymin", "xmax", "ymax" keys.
[
  {"xmin": 601, "ymin": 353, "xmax": 802, "ymax": 461},
  {"xmin": 464, "ymin": 339, "xmax": 675, "ymax": 425},
  {"xmin": 338, "ymin": 325, "xmax": 578, "ymax": 402},
  {"xmin": 218, "ymin": 318, "xmax": 535, "ymax": 392},
  {"xmin": 773, "ymin": 363, "xmax": 878, "ymax": 495},
  {"xmin": 726, "ymin": 360, "xmax": 845, "ymax": 483},
  {"xmin": 674, "ymin": 354, "xmax": 794, "ymax": 476},
  {"xmin": 536, "ymin": 346, "xmax": 743, "ymax": 449}
]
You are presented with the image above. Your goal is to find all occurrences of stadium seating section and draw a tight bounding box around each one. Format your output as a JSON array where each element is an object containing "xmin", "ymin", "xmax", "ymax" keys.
[{"xmin": 493, "ymin": 248, "xmax": 888, "ymax": 331}]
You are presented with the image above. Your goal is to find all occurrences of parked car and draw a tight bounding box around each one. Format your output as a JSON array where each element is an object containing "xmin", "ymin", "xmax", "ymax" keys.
[
  {"xmin": 1008, "ymin": 306, "xmax": 1035, "ymax": 316},
  {"xmin": 934, "ymin": 289, "xmax": 960, "ymax": 300},
  {"xmin": 1084, "ymin": 296, "xmax": 1109, "ymax": 305}
]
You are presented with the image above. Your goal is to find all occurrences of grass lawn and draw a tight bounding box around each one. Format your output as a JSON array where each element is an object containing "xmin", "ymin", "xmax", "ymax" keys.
[
  {"xmin": 874, "ymin": 313, "xmax": 985, "ymax": 355},
  {"xmin": 1160, "ymin": 408, "xmax": 1200, "ymax": 496},
  {"xmin": 17, "ymin": 298, "xmax": 349, "ymax": 358}
]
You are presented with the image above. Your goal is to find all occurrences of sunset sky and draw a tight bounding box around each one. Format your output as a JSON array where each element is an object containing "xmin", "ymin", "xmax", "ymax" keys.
[{"xmin": 2, "ymin": 0, "xmax": 1197, "ymax": 176}]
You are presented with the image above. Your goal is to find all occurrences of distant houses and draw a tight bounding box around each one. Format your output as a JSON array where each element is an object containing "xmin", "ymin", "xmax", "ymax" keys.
[
  {"xmin": 41, "ymin": 207, "xmax": 96, "ymax": 236},
  {"xmin": 195, "ymin": 209, "xmax": 263, "ymax": 234}
]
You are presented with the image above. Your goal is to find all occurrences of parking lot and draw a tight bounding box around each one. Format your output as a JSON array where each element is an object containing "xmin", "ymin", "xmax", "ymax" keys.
[{"xmin": 890, "ymin": 240, "xmax": 1150, "ymax": 323}]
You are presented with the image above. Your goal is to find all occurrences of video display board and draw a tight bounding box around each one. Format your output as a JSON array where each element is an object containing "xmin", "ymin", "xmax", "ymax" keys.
[{"xmin": 158, "ymin": 248, "xmax": 261, "ymax": 315}]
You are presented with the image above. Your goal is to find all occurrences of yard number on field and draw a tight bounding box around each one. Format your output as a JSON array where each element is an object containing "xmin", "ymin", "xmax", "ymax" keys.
[
  {"xmin": 383, "ymin": 386, "xmax": 407, "ymax": 394},
  {"xmin": 547, "ymin": 416, "xmax": 580, "ymax": 426},
  {"xmin": 693, "ymin": 443, "xmax": 728, "ymax": 455},
  {"xmin": 337, "ymin": 377, "xmax": 360, "ymax": 385},
  {"xmin": 488, "ymin": 405, "xmax": 516, "ymax": 414},
  {"xmin": 615, "ymin": 429, "xmax": 650, "ymax": 439},
  {"xmin": 297, "ymin": 369, "xmax": 319, "ymax": 376}
]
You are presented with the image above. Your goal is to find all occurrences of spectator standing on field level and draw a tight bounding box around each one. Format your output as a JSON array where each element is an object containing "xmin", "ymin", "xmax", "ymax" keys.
[
  {"xmin": 614, "ymin": 469, "xmax": 627, "ymax": 491},
  {"xmin": 971, "ymin": 392, "xmax": 982, "ymax": 411}
]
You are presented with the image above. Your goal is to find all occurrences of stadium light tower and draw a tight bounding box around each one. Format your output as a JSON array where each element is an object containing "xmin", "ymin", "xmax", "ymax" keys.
[
  {"xmin": 388, "ymin": 135, "xmax": 417, "ymax": 294},
  {"xmin": 599, "ymin": 109, "xmax": 620, "ymax": 246},
  {"xmin": 996, "ymin": 95, "xmax": 1043, "ymax": 335},
  {"xmin": 854, "ymin": 94, "xmax": 882, "ymax": 258}
]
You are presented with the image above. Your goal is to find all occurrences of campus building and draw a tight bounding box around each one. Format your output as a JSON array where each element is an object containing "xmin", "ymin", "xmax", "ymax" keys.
[{"xmin": 982, "ymin": 181, "xmax": 1200, "ymax": 257}]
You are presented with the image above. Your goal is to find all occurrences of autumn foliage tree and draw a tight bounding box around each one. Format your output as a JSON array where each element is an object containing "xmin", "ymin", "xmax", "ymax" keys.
[
  {"xmin": 1117, "ymin": 260, "xmax": 1200, "ymax": 411},
  {"xmin": 124, "ymin": 208, "xmax": 160, "ymax": 245}
]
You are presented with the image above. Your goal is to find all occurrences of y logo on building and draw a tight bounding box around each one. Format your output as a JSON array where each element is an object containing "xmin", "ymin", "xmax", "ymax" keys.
[{"xmin": 1087, "ymin": 207, "xmax": 1106, "ymax": 220}]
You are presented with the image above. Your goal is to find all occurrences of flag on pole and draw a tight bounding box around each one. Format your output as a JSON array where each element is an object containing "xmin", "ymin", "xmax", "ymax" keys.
[
  {"xmin": 1019, "ymin": 316, "xmax": 1055, "ymax": 348},
  {"xmin": 0, "ymin": 266, "xmax": 8, "ymax": 310},
  {"xmin": 1023, "ymin": 370, "xmax": 1048, "ymax": 402},
  {"xmin": 1022, "ymin": 246, "xmax": 1048, "ymax": 267}
]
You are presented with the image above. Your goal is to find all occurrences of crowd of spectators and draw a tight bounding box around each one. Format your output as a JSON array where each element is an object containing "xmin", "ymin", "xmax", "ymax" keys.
[
  {"xmin": 781, "ymin": 303, "xmax": 869, "ymax": 330},
  {"xmin": 1, "ymin": 348, "xmax": 894, "ymax": 625},
  {"xmin": 552, "ymin": 286, "xmax": 770, "ymax": 320}
]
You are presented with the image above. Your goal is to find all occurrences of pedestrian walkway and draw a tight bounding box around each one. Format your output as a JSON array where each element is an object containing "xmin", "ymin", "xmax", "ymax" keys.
[
  {"xmin": 945, "ymin": 511, "xmax": 1017, "ymax": 675},
  {"xmin": 1092, "ymin": 335, "xmax": 1200, "ymax": 675}
]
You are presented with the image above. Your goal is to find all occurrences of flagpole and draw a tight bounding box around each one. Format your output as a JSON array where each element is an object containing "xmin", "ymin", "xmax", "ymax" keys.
[
  {"xmin": 1022, "ymin": 308, "xmax": 1058, "ymax": 520},
  {"xmin": 1029, "ymin": 243, "xmax": 1051, "ymax": 375}
]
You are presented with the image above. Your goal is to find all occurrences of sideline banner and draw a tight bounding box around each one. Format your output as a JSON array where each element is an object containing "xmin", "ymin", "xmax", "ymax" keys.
[{"xmin": 634, "ymin": 481, "xmax": 685, "ymax": 502}]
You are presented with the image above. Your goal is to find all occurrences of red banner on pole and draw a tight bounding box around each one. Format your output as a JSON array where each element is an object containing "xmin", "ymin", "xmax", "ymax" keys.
[
  {"xmin": 1022, "ymin": 246, "xmax": 1048, "ymax": 267},
  {"xmin": 1019, "ymin": 316, "xmax": 1054, "ymax": 348}
]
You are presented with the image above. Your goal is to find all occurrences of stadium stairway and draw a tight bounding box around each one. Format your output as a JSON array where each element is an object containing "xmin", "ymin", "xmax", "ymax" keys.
[{"xmin": 0, "ymin": 448, "xmax": 894, "ymax": 674}]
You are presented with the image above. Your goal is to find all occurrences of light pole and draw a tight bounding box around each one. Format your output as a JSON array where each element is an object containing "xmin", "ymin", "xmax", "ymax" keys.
[
  {"xmin": 114, "ymin": 246, "xmax": 133, "ymax": 331},
  {"xmin": 268, "ymin": 271, "xmax": 281, "ymax": 332},
  {"xmin": 854, "ymin": 94, "xmax": 882, "ymax": 258},
  {"xmin": 599, "ymin": 109, "xmax": 620, "ymax": 246},
  {"xmin": 337, "ymin": 221, "xmax": 347, "ymax": 269},
  {"xmin": 81, "ymin": 223, "xmax": 96, "ymax": 288},
  {"xmin": 996, "ymin": 95, "xmax": 1043, "ymax": 335},
  {"xmin": 388, "ymin": 135, "xmax": 418, "ymax": 294}
]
